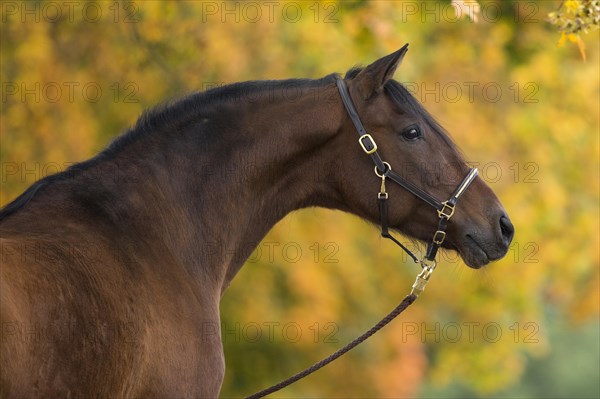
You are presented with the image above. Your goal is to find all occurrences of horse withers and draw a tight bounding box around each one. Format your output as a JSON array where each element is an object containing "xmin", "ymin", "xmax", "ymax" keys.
[{"xmin": 0, "ymin": 46, "xmax": 514, "ymax": 397}]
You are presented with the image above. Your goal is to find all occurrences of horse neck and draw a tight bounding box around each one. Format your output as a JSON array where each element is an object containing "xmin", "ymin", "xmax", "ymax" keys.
[{"xmin": 89, "ymin": 82, "xmax": 345, "ymax": 295}]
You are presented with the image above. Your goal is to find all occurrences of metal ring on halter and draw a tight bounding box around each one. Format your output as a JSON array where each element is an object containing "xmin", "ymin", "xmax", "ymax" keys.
[
  {"xmin": 418, "ymin": 258, "xmax": 437, "ymax": 270},
  {"xmin": 374, "ymin": 161, "xmax": 391, "ymax": 178}
]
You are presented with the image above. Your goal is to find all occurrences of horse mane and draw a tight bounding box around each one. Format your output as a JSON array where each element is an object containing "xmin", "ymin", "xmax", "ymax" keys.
[{"xmin": 0, "ymin": 74, "xmax": 340, "ymax": 222}]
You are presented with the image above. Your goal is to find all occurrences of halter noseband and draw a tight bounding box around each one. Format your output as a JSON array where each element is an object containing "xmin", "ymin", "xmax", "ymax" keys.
[{"xmin": 336, "ymin": 78, "xmax": 478, "ymax": 294}]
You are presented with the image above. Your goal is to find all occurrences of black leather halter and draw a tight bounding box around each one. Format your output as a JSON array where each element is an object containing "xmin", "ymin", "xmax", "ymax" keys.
[{"xmin": 336, "ymin": 78, "xmax": 478, "ymax": 286}]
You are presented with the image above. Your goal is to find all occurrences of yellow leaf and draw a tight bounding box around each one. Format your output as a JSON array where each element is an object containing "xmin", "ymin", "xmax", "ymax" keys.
[
  {"xmin": 558, "ymin": 32, "xmax": 567, "ymax": 47},
  {"xmin": 557, "ymin": 32, "xmax": 587, "ymax": 61},
  {"xmin": 576, "ymin": 35, "xmax": 587, "ymax": 61}
]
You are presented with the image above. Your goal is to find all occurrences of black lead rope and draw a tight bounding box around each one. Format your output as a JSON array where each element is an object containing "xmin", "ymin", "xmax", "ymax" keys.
[
  {"xmin": 245, "ymin": 294, "xmax": 417, "ymax": 399},
  {"xmin": 244, "ymin": 79, "xmax": 478, "ymax": 398}
]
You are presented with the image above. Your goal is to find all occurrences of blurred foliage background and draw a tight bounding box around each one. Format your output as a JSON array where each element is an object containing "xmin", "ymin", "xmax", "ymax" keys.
[{"xmin": 1, "ymin": 1, "xmax": 598, "ymax": 398}]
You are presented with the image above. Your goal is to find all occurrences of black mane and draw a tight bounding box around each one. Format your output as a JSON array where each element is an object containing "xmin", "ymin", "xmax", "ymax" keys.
[{"xmin": 0, "ymin": 74, "xmax": 339, "ymax": 222}]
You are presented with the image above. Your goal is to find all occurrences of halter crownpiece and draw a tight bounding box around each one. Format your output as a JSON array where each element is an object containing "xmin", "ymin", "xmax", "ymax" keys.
[{"xmin": 335, "ymin": 78, "xmax": 479, "ymax": 295}]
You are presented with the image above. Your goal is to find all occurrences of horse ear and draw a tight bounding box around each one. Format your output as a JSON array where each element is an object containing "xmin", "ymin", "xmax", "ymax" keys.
[{"xmin": 353, "ymin": 43, "xmax": 409, "ymax": 99}]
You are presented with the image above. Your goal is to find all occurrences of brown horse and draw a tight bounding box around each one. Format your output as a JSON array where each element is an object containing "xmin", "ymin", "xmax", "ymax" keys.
[{"xmin": 0, "ymin": 46, "xmax": 513, "ymax": 398}]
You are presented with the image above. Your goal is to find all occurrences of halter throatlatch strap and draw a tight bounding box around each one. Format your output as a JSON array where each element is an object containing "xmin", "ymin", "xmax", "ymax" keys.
[{"xmin": 379, "ymin": 194, "xmax": 419, "ymax": 263}]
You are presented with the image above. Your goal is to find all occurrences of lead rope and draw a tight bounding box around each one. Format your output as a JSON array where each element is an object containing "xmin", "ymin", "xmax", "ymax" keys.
[
  {"xmin": 243, "ymin": 160, "xmax": 475, "ymax": 399},
  {"xmin": 244, "ymin": 176, "xmax": 438, "ymax": 399},
  {"xmin": 244, "ymin": 294, "xmax": 417, "ymax": 399}
]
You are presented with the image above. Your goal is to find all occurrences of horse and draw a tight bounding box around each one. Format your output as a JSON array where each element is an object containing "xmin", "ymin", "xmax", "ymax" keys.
[{"xmin": 0, "ymin": 45, "xmax": 514, "ymax": 398}]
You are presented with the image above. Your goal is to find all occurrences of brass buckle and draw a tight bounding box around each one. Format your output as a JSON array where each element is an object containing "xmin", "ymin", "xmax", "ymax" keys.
[
  {"xmin": 432, "ymin": 230, "xmax": 446, "ymax": 245},
  {"xmin": 437, "ymin": 201, "xmax": 455, "ymax": 219},
  {"xmin": 358, "ymin": 134, "xmax": 378, "ymax": 155}
]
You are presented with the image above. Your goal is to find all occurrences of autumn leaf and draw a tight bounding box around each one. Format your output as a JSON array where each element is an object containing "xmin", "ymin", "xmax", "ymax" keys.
[{"xmin": 558, "ymin": 32, "xmax": 588, "ymax": 61}]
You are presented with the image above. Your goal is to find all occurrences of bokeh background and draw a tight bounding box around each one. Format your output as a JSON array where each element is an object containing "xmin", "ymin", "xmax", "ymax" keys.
[{"xmin": 1, "ymin": 1, "xmax": 598, "ymax": 398}]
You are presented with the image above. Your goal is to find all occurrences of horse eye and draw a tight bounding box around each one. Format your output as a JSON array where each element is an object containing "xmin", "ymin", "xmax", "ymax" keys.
[{"xmin": 401, "ymin": 126, "xmax": 422, "ymax": 141}]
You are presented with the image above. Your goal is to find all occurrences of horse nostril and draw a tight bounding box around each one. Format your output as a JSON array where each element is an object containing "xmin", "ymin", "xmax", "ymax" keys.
[{"xmin": 499, "ymin": 215, "xmax": 515, "ymax": 245}]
